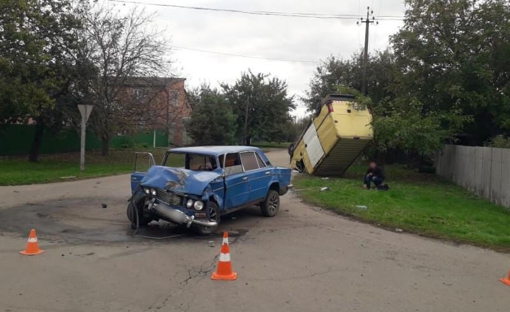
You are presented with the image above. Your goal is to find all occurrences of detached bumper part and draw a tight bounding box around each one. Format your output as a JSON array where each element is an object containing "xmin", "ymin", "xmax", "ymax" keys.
[{"xmin": 153, "ymin": 202, "xmax": 218, "ymax": 228}]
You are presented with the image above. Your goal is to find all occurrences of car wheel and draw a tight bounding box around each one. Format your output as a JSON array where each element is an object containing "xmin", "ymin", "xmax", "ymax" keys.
[
  {"xmin": 194, "ymin": 201, "xmax": 220, "ymax": 235},
  {"xmin": 260, "ymin": 189, "xmax": 280, "ymax": 217},
  {"xmin": 126, "ymin": 193, "xmax": 152, "ymax": 229}
]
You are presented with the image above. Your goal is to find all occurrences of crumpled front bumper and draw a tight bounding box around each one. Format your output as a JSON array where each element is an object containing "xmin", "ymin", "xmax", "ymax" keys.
[{"xmin": 151, "ymin": 201, "xmax": 217, "ymax": 227}]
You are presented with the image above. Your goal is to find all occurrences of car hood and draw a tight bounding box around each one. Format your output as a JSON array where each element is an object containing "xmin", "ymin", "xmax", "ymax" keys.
[{"xmin": 140, "ymin": 166, "xmax": 223, "ymax": 195}]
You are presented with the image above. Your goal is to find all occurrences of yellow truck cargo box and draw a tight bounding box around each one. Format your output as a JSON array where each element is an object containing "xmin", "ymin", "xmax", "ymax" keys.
[{"xmin": 291, "ymin": 94, "xmax": 373, "ymax": 176}]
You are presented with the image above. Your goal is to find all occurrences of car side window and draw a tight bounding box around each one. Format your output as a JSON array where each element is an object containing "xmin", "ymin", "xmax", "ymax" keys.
[
  {"xmin": 223, "ymin": 153, "xmax": 243, "ymax": 176},
  {"xmin": 255, "ymin": 153, "xmax": 267, "ymax": 168},
  {"xmin": 240, "ymin": 152, "xmax": 260, "ymax": 171}
]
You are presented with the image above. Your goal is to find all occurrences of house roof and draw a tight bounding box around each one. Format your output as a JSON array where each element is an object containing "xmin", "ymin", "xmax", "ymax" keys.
[
  {"xmin": 122, "ymin": 77, "xmax": 186, "ymax": 88},
  {"xmin": 169, "ymin": 146, "xmax": 261, "ymax": 156}
]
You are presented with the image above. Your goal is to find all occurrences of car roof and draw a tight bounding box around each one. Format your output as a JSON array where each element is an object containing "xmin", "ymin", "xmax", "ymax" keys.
[{"xmin": 169, "ymin": 145, "xmax": 261, "ymax": 156}]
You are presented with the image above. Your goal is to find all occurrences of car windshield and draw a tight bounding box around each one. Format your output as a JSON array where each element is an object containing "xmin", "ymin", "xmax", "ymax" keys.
[{"xmin": 163, "ymin": 152, "xmax": 218, "ymax": 171}]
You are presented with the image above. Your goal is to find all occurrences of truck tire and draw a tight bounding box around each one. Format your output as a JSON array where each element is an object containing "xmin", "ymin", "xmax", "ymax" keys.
[
  {"xmin": 127, "ymin": 193, "xmax": 152, "ymax": 229},
  {"xmin": 296, "ymin": 160, "xmax": 305, "ymax": 173},
  {"xmin": 194, "ymin": 201, "xmax": 220, "ymax": 235},
  {"xmin": 260, "ymin": 190, "xmax": 280, "ymax": 217}
]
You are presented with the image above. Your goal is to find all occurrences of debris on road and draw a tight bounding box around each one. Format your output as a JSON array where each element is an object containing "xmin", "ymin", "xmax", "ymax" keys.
[
  {"xmin": 395, "ymin": 228, "xmax": 404, "ymax": 233},
  {"xmin": 101, "ymin": 203, "xmax": 107, "ymax": 209},
  {"xmin": 207, "ymin": 241, "xmax": 215, "ymax": 248}
]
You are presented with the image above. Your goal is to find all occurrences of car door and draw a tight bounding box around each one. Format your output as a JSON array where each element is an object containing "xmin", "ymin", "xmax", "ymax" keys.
[
  {"xmin": 130, "ymin": 152, "xmax": 155, "ymax": 193},
  {"xmin": 240, "ymin": 151, "xmax": 272, "ymax": 202},
  {"xmin": 223, "ymin": 153, "xmax": 250, "ymax": 209}
]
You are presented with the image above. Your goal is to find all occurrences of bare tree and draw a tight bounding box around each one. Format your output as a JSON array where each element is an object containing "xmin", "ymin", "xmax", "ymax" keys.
[{"xmin": 80, "ymin": 2, "xmax": 172, "ymax": 155}]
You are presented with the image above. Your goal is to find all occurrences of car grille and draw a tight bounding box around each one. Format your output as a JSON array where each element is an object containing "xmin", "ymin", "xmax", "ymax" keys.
[{"xmin": 155, "ymin": 189, "xmax": 182, "ymax": 206}]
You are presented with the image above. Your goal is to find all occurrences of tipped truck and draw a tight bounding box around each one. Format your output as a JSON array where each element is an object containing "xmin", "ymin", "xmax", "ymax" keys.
[{"xmin": 290, "ymin": 94, "xmax": 373, "ymax": 176}]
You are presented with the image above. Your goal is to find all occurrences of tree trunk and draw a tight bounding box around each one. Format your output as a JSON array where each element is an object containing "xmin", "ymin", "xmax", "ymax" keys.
[
  {"xmin": 101, "ymin": 135, "xmax": 110, "ymax": 156},
  {"xmin": 29, "ymin": 119, "xmax": 45, "ymax": 163}
]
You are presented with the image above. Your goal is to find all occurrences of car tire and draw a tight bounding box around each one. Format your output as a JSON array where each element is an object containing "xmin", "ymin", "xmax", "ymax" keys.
[
  {"xmin": 194, "ymin": 201, "xmax": 220, "ymax": 235},
  {"xmin": 260, "ymin": 189, "xmax": 280, "ymax": 217},
  {"xmin": 127, "ymin": 193, "xmax": 152, "ymax": 229}
]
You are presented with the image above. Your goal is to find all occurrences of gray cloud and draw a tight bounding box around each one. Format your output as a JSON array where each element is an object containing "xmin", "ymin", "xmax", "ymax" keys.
[{"xmin": 118, "ymin": 0, "xmax": 406, "ymax": 115}]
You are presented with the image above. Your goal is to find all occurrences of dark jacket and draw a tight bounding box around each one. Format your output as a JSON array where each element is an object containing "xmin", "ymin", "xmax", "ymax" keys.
[{"xmin": 366, "ymin": 167, "xmax": 384, "ymax": 180}]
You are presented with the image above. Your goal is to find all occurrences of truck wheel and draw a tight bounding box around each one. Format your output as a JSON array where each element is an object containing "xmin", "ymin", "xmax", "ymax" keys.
[
  {"xmin": 127, "ymin": 194, "xmax": 152, "ymax": 229},
  {"xmin": 260, "ymin": 190, "xmax": 280, "ymax": 217},
  {"xmin": 194, "ymin": 201, "xmax": 220, "ymax": 235}
]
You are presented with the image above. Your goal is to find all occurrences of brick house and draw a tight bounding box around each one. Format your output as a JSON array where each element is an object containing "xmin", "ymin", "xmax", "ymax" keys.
[{"xmin": 121, "ymin": 77, "xmax": 192, "ymax": 146}]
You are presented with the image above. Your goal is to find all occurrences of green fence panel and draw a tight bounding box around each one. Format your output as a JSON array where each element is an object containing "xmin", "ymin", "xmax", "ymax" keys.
[{"xmin": 0, "ymin": 125, "xmax": 168, "ymax": 156}]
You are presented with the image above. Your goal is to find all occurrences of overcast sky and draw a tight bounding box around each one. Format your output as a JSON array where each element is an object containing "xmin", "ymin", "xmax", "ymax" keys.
[{"xmin": 114, "ymin": 0, "xmax": 406, "ymax": 116}]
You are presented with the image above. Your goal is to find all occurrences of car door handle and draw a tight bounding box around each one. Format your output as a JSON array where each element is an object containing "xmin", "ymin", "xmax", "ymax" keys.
[
  {"xmin": 242, "ymin": 177, "xmax": 248, "ymax": 181},
  {"xmin": 265, "ymin": 171, "xmax": 271, "ymax": 175}
]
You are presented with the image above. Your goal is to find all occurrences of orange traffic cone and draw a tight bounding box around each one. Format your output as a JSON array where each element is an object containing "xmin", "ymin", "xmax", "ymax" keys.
[
  {"xmin": 20, "ymin": 229, "xmax": 44, "ymax": 256},
  {"xmin": 501, "ymin": 270, "xmax": 510, "ymax": 286},
  {"xmin": 211, "ymin": 232, "xmax": 237, "ymax": 281}
]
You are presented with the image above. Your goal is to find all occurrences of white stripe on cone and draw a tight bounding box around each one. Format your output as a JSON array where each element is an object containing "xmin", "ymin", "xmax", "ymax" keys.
[
  {"xmin": 28, "ymin": 237, "xmax": 38, "ymax": 243},
  {"xmin": 219, "ymin": 252, "xmax": 231, "ymax": 262},
  {"xmin": 222, "ymin": 237, "xmax": 229, "ymax": 245}
]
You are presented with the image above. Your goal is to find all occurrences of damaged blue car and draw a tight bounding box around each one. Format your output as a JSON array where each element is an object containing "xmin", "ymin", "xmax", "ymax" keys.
[{"xmin": 127, "ymin": 146, "xmax": 292, "ymax": 234}]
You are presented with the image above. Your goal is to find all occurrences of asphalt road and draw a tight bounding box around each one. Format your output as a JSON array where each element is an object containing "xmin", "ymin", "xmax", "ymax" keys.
[{"xmin": 0, "ymin": 148, "xmax": 509, "ymax": 312}]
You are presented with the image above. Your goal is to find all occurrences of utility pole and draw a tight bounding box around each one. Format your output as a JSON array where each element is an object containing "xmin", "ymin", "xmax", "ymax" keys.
[
  {"xmin": 358, "ymin": 7, "xmax": 377, "ymax": 95},
  {"xmin": 244, "ymin": 96, "xmax": 250, "ymax": 145}
]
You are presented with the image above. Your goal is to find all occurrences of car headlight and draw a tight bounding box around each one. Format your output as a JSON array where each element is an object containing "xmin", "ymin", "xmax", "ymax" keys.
[
  {"xmin": 194, "ymin": 201, "xmax": 204, "ymax": 210},
  {"xmin": 143, "ymin": 187, "xmax": 150, "ymax": 194},
  {"xmin": 186, "ymin": 199, "xmax": 194, "ymax": 208},
  {"xmin": 150, "ymin": 188, "xmax": 156, "ymax": 196}
]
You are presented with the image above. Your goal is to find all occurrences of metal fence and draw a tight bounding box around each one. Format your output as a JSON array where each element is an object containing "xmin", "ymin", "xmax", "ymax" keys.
[
  {"xmin": 0, "ymin": 125, "xmax": 169, "ymax": 156},
  {"xmin": 435, "ymin": 145, "xmax": 510, "ymax": 209}
]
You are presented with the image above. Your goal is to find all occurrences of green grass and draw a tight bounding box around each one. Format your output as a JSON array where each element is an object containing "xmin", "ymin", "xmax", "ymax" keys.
[
  {"xmin": 0, "ymin": 149, "xmax": 184, "ymax": 186},
  {"xmin": 293, "ymin": 164, "xmax": 510, "ymax": 251}
]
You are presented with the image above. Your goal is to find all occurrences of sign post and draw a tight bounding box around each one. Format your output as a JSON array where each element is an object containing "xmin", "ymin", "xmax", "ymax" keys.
[{"xmin": 78, "ymin": 105, "xmax": 94, "ymax": 171}]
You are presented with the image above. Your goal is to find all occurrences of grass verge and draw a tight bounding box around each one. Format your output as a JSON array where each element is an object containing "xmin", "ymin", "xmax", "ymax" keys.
[
  {"xmin": 0, "ymin": 149, "xmax": 183, "ymax": 186},
  {"xmin": 293, "ymin": 164, "xmax": 510, "ymax": 251}
]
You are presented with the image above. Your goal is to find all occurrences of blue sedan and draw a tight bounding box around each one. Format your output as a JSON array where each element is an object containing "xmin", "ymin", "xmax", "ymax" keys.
[{"xmin": 127, "ymin": 146, "xmax": 292, "ymax": 234}]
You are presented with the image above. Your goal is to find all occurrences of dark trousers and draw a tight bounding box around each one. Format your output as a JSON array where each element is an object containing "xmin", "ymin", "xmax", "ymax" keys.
[{"xmin": 364, "ymin": 174, "xmax": 384, "ymax": 189}]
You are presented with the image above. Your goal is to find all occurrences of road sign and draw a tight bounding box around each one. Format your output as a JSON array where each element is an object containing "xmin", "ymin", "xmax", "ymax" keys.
[
  {"xmin": 78, "ymin": 104, "xmax": 93, "ymax": 122},
  {"xmin": 78, "ymin": 105, "xmax": 94, "ymax": 171}
]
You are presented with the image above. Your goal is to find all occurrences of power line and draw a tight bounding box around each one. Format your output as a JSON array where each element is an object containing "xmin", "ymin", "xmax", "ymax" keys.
[
  {"xmin": 172, "ymin": 46, "xmax": 319, "ymax": 64},
  {"xmin": 108, "ymin": 0, "xmax": 405, "ymax": 21}
]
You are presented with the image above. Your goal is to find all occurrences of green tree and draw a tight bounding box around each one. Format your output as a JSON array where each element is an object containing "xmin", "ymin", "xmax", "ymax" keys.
[
  {"xmin": 186, "ymin": 86, "xmax": 236, "ymax": 145},
  {"xmin": 222, "ymin": 71, "xmax": 295, "ymax": 144},
  {"xmin": 391, "ymin": 0, "xmax": 510, "ymax": 145},
  {"xmin": 0, "ymin": 0, "xmax": 84, "ymax": 162},
  {"xmin": 304, "ymin": 49, "xmax": 396, "ymax": 113}
]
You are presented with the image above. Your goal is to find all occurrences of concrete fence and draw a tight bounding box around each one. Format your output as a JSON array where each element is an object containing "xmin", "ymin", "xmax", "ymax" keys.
[{"xmin": 435, "ymin": 145, "xmax": 510, "ymax": 209}]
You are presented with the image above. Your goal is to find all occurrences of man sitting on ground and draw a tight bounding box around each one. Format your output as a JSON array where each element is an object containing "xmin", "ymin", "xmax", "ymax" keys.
[{"xmin": 363, "ymin": 161, "xmax": 389, "ymax": 190}]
